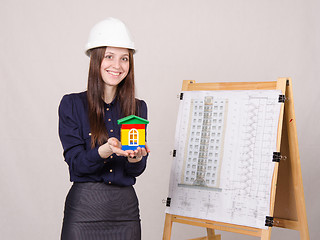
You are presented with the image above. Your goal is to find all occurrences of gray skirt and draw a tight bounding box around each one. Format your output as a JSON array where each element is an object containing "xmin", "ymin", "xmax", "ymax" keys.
[{"xmin": 61, "ymin": 182, "xmax": 141, "ymax": 240}]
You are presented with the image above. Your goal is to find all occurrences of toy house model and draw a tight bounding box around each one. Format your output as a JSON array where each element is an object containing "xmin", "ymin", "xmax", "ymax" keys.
[{"xmin": 117, "ymin": 115, "xmax": 149, "ymax": 151}]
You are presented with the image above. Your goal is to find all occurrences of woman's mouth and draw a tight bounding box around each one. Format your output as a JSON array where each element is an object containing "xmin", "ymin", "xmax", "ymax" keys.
[{"xmin": 107, "ymin": 70, "xmax": 121, "ymax": 76}]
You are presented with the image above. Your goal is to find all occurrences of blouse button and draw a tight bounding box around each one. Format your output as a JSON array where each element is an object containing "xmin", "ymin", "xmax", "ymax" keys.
[
  {"xmin": 104, "ymin": 160, "xmax": 107, "ymax": 164},
  {"xmin": 108, "ymin": 119, "xmax": 111, "ymax": 122},
  {"xmin": 110, "ymin": 155, "xmax": 113, "ymax": 159},
  {"xmin": 110, "ymin": 129, "xmax": 114, "ymax": 133},
  {"xmin": 108, "ymin": 181, "xmax": 111, "ymax": 184},
  {"xmin": 110, "ymin": 169, "xmax": 113, "ymax": 173},
  {"xmin": 106, "ymin": 108, "xmax": 110, "ymax": 111}
]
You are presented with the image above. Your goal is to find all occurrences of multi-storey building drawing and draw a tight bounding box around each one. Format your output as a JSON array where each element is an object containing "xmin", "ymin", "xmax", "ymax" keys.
[{"xmin": 180, "ymin": 96, "xmax": 227, "ymax": 189}]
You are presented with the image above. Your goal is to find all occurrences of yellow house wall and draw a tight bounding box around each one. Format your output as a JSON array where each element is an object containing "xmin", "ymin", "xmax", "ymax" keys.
[{"xmin": 121, "ymin": 129, "xmax": 146, "ymax": 146}]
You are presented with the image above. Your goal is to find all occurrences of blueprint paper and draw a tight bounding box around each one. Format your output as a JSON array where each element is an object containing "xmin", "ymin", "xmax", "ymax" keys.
[{"xmin": 166, "ymin": 90, "xmax": 282, "ymax": 229}]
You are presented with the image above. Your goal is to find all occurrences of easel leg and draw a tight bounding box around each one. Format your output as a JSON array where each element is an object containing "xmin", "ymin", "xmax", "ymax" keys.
[
  {"xmin": 261, "ymin": 229, "xmax": 271, "ymax": 240},
  {"xmin": 207, "ymin": 228, "xmax": 221, "ymax": 240},
  {"xmin": 163, "ymin": 213, "xmax": 173, "ymax": 240},
  {"xmin": 285, "ymin": 79, "xmax": 310, "ymax": 240}
]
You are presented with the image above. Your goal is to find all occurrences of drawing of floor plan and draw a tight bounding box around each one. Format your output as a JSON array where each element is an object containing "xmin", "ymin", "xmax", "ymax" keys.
[{"xmin": 166, "ymin": 90, "xmax": 282, "ymax": 229}]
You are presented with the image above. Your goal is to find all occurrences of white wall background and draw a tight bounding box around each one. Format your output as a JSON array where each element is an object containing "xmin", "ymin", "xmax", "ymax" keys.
[{"xmin": 1, "ymin": 0, "xmax": 319, "ymax": 239}]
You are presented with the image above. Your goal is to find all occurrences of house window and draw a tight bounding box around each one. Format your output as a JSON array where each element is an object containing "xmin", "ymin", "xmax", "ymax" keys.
[{"xmin": 129, "ymin": 129, "xmax": 139, "ymax": 146}]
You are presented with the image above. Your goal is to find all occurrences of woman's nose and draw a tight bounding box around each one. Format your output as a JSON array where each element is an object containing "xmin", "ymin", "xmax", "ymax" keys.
[{"xmin": 112, "ymin": 58, "xmax": 121, "ymax": 69}]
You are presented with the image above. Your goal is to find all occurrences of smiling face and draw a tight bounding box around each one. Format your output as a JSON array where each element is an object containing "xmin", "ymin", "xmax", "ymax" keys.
[{"xmin": 100, "ymin": 47, "xmax": 130, "ymax": 88}]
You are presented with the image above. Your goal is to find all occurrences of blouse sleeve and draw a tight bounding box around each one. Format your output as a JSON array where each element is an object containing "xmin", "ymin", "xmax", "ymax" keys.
[
  {"xmin": 124, "ymin": 99, "xmax": 149, "ymax": 177},
  {"xmin": 58, "ymin": 94, "xmax": 105, "ymax": 176}
]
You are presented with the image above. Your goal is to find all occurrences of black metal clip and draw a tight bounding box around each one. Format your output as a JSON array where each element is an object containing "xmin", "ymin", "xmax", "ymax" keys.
[
  {"xmin": 166, "ymin": 197, "xmax": 171, "ymax": 207},
  {"xmin": 265, "ymin": 216, "xmax": 274, "ymax": 227},
  {"xmin": 272, "ymin": 152, "xmax": 281, "ymax": 162},
  {"xmin": 278, "ymin": 95, "xmax": 286, "ymax": 103},
  {"xmin": 173, "ymin": 150, "xmax": 177, "ymax": 157}
]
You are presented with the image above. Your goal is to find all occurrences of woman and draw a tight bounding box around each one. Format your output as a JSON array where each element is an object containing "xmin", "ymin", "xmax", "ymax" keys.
[{"xmin": 58, "ymin": 18, "xmax": 150, "ymax": 240}]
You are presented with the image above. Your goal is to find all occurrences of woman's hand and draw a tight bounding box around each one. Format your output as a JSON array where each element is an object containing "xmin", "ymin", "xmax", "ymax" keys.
[
  {"xmin": 99, "ymin": 138, "xmax": 150, "ymax": 162},
  {"xmin": 98, "ymin": 137, "xmax": 129, "ymax": 159},
  {"xmin": 127, "ymin": 143, "xmax": 150, "ymax": 163}
]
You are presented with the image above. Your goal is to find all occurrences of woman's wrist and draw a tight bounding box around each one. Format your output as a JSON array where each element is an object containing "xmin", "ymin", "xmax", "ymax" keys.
[
  {"xmin": 98, "ymin": 142, "xmax": 113, "ymax": 159},
  {"xmin": 127, "ymin": 155, "xmax": 142, "ymax": 163}
]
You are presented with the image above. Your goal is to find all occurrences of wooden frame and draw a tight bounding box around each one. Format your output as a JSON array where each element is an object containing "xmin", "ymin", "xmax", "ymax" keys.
[{"xmin": 163, "ymin": 78, "xmax": 309, "ymax": 240}]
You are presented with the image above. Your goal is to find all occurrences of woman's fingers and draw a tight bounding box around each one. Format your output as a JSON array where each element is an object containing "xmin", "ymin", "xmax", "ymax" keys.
[
  {"xmin": 145, "ymin": 142, "xmax": 151, "ymax": 153},
  {"xmin": 108, "ymin": 137, "xmax": 121, "ymax": 147},
  {"xmin": 114, "ymin": 148, "xmax": 129, "ymax": 157},
  {"xmin": 107, "ymin": 138, "xmax": 129, "ymax": 157}
]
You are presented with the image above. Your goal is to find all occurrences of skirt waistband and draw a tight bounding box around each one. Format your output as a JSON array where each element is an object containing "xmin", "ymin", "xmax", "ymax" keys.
[{"xmin": 73, "ymin": 182, "xmax": 132, "ymax": 190}]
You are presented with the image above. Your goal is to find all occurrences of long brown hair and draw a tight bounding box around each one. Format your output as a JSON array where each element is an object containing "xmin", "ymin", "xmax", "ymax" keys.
[{"xmin": 87, "ymin": 47, "xmax": 137, "ymax": 147}]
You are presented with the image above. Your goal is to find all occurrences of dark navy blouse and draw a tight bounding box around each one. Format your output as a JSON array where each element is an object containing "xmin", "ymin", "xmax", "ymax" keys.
[{"xmin": 58, "ymin": 91, "xmax": 148, "ymax": 186}]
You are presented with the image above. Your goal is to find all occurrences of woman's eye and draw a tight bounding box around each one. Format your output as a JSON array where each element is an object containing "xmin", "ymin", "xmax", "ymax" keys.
[
  {"xmin": 105, "ymin": 55, "xmax": 112, "ymax": 59},
  {"xmin": 122, "ymin": 57, "xmax": 129, "ymax": 61}
]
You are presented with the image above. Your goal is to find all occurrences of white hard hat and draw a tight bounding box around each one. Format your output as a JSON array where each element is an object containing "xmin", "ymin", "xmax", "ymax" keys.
[{"xmin": 85, "ymin": 17, "xmax": 135, "ymax": 56}]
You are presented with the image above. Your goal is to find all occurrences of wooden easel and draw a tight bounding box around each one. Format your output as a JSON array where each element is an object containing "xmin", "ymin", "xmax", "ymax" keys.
[{"xmin": 163, "ymin": 78, "xmax": 309, "ymax": 240}]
